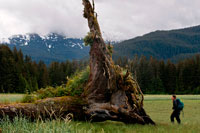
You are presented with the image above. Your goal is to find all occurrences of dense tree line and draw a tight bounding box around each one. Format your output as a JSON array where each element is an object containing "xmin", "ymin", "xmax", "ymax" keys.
[
  {"xmin": 0, "ymin": 45, "xmax": 87, "ymax": 93},
  {"xmin": 115, "ymin": 55, "xmax": 200, "ymax": 94},
  {"xmin": 1, "ymin": 44, "xmax": 200, "ymax": 94}
]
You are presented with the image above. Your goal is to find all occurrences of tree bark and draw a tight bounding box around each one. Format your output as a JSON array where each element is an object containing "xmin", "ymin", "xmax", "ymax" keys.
[
  {"xmin": 0, "ymin": 96, "xmax": 85, "ymax": 121},
  {"xmin": 0, "ymin": 0, "xmax": 155, "ymax": 125},
  {"xmin": 82, "ymin": 0, "xmax": 155, "ymax": 124}
]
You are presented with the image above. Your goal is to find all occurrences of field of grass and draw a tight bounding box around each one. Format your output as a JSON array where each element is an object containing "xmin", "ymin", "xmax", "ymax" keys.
[
  {"xmin": 0, "ymin": 95, "xmax": 199, "ymax": 132},
  {"xmin": 0, "ymin": 94, "xmax": 24, "ymax": 103}
]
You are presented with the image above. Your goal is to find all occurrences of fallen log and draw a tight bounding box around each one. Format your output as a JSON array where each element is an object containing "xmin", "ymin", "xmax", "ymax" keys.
[{"xmin": 0, "ymin": 96, "xmax": 85, "ymax": 121}]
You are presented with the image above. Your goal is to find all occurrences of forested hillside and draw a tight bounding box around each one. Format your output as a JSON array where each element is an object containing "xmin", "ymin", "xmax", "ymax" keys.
[{"xmin": 114, "ymin": 25, "xmax": 200, "ymax": 62}]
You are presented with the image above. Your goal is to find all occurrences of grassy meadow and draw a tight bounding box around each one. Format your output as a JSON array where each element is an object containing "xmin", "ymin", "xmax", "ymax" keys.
[
  {"xmin": 0, "ymin": 94, "xmax": 24, "ymax": 104},
  {"xmin": 0, "ymin": 94, "xmax": 199, "ymax": 133}
]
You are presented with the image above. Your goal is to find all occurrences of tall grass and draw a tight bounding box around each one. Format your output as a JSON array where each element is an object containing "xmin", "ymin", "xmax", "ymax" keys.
[
  {"xmin": 0, "ymin": 94, "xmax": 24, "ymax": 103},
  {"xmin": 0, "ymin": 117, "xmax": 73, "ymax": 133},
  {"xmin": 0, "ymin": 95, "xmax": 200, "ymax": 132}
]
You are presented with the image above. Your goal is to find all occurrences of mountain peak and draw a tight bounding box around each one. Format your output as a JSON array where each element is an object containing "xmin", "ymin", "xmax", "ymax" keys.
[{"xmin": 0, "ymin": 33, "xmax": 89, "ymax": 64}]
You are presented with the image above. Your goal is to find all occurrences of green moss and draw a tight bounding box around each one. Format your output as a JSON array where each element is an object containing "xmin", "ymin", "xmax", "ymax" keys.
[
  {"xmin": 66, "ymin": 66, "xmax": 90, "ymax": 96},
  {"xmin": 113, "ymin": 65, "xmax": 143, "ymax": 108},
  {"xmin": 84, "ymin": 32, "xmax": 94, "ymax": 46},
  {"xmin": 21, "ymin": 94, "xmax": 37, "ymax": 103},
  {"xmin": 107, "ymin": 44, "xmax": 113, "ymax": 56}
]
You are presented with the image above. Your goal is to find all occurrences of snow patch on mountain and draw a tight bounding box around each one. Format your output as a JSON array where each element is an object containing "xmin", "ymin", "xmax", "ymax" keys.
[
  {"xmin": 1, "ymin": 33, "xmax": 116, "ymax": 53},
  {"xmin": 77, "ymin": 43, "xmax": 83, "ymax": 49}
]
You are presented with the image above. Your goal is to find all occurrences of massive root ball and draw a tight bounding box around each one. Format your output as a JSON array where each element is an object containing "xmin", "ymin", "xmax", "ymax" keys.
[{"xmin": 83, "ymin": 65, "xmax": 155, "ymax": 125}]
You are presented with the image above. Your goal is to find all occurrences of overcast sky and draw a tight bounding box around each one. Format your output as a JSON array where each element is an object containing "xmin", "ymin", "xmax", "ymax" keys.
[{"xmin": 0, "ymin": 0, "xmax": 200, "ymax": 41}]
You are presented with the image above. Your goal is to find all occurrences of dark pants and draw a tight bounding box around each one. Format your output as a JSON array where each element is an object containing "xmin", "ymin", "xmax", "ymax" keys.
[{"xmin": 171, "ymin": 110, "xmax": 181, "ymax": 124}]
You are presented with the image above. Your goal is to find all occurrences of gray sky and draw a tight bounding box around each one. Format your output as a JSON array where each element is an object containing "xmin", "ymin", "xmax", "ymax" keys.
[{"xmin": 0, "ymin": 0, "xmax": 200, "ymax": 41}]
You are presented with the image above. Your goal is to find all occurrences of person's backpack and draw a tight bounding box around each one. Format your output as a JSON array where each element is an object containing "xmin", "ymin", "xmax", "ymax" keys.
[{"xmin": 176, "ymin": 99, "xmax": 184, "ymax": 110}]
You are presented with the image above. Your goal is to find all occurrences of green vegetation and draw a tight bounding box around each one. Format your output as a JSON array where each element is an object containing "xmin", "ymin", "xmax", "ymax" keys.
[
  {"xmin": 0, "ymin": 117, "xmax": 72, "ymax": 133},
  {"xmin": 0, "ymin": 95, "xmax": 199, "ymax": 132},
  {"xmin": 107, "ymin": 44, "xmax": 113, "ymax": 56},
  {"xmin": 66, "ymin": 66, "xmax": 89, "ymax": 96},
  {"xmin": 1, "ymin": 44, "xmax": 200, "ymax": 95},
  {"xmin": 22, "ymin": 67, "xmax": 89, "ymax": 102},
  {"xmin": 84, "ymin": 32, "xmax": 94, "ymax": 46},
  {"xmin": 116, "ymin": 55, "xmax": 200, "ymax": 94},
  {"xmin": 0, "ymin": 94, "xmax": 24, "ymax": 103},
  {"xmin": 0, "ymin": 45, "xmax": 88, "ymax": 94}
]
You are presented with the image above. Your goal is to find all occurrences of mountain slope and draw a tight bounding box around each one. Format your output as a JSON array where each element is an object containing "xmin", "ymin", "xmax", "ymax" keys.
[
  {"xmin": 1, "ymin": 33, "xmax": 89, "ymax": 64},
  {"xmin": 1, "ymin": 25, "xmax": 200, "ymax": 63},
  {"xmin": 114, "ymin": 25, "xmax": 200, "ymax": 61}
]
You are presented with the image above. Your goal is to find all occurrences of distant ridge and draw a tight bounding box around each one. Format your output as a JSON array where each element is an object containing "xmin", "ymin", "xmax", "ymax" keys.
[{"xmin": 114, "ymin": 25, "xmax": 200, "ymax": 62}]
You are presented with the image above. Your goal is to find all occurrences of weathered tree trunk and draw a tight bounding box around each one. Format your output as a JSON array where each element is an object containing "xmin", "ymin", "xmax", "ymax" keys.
[
  {"xmin": 0, "ymin": 0, "xmax": 155, "ymax": 125},
  {"xmin": 81, "ymin": 0, "xmax": 155, "ymax": 124},
  {"xmin": 0, "ymin": 96, "xmax": 85, "ymax": 121}
]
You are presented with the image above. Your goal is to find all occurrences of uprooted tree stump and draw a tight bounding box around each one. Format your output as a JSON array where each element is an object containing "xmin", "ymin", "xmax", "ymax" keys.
[{"xmin": 0, "ymin": 0, "xmax": 155, "ymax": 125}]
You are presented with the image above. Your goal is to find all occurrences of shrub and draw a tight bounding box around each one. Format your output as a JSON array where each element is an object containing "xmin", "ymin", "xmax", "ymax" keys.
[
  {"xmin": 22, "ymin": 67, "xmax": 90, "ymax": 103},
  {"xmin": 193, "ymin": 86, "xmax": 200, "ymax": 94},
  {"xmin": 22, "ymin": 94, "xmax": 37, "ymax": 103},
  {"xmin": 66, "ymin": 66, "xmax": 89, "ymax": 96}
]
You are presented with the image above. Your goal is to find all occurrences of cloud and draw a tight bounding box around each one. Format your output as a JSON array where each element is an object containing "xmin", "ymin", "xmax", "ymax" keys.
[
  {"xmin": 0, "ymin": 0, "xmax": 88, "ymax": 38},
  {"xmin": 0, "ymin": 0, "xmax": 200, "ymax": 40}
]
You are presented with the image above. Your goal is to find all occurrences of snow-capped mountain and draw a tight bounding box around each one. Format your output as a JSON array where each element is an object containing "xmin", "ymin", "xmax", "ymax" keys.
[{"xmin": 0, "ymin": 33, "xmax": 90, "ymax": 64}]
